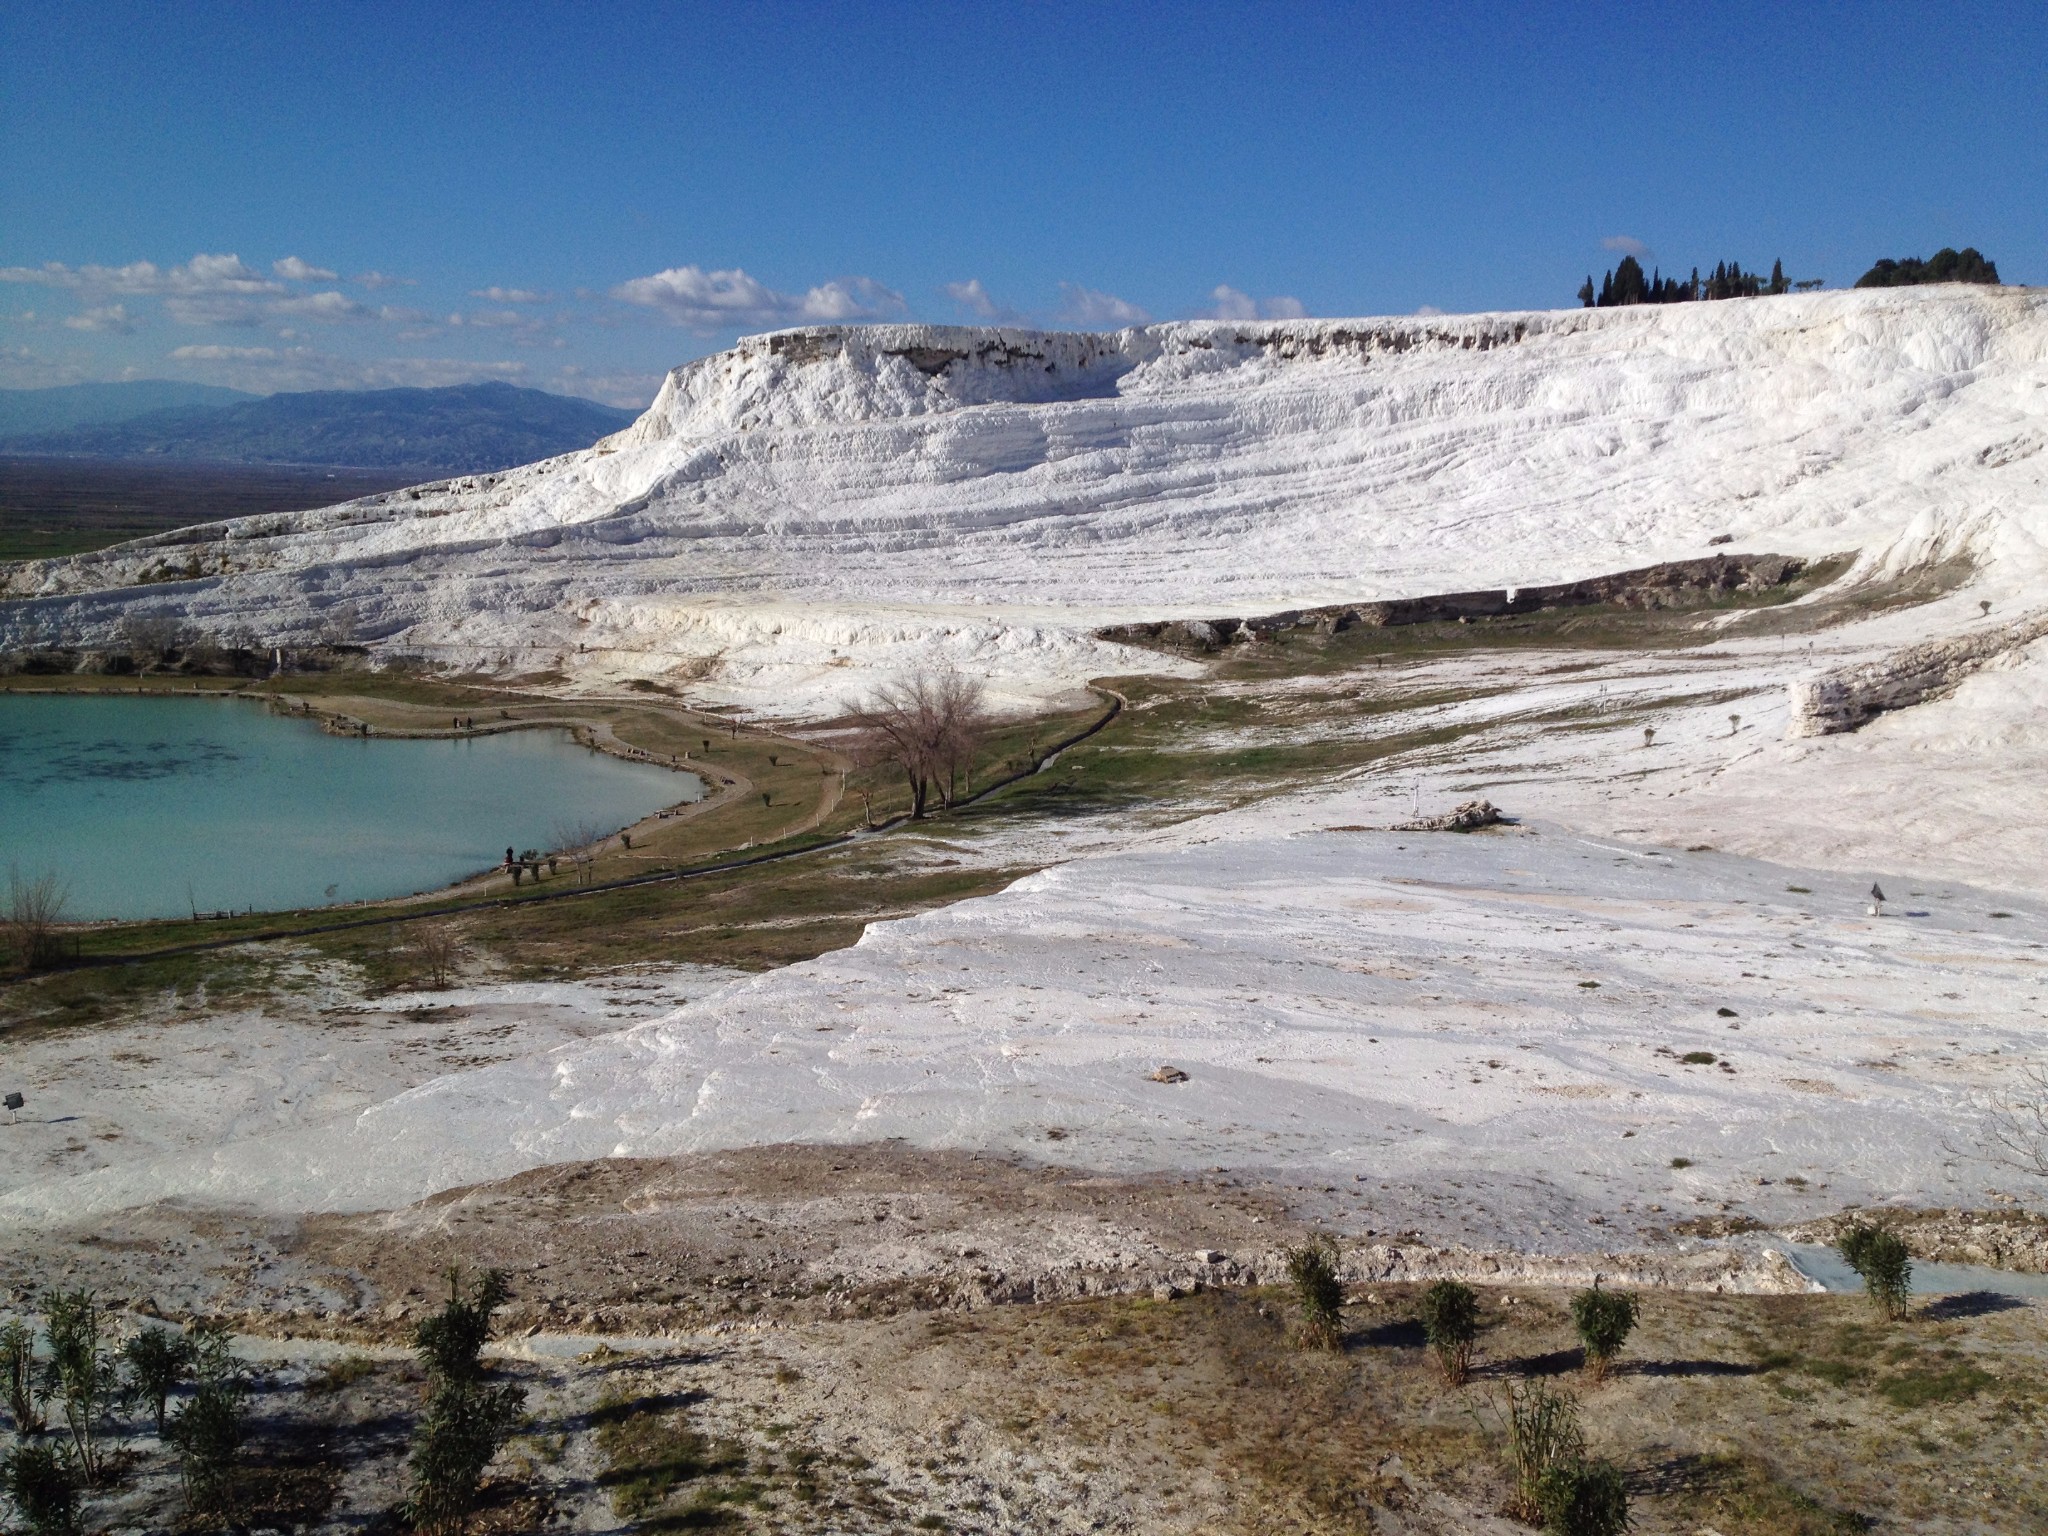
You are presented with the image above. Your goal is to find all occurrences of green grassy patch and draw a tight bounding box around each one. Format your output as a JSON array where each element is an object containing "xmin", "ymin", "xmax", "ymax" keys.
[
  {"xmin": 1879, "ymin": 1361, "xmax": 1997, "ymax": 1411},
  {"xmin": 1684, "ymin": 1453, "xmax": 1872, "ymax": 1535},
  {"xmin": 593, "ymin": 1391, "xmax": 747, "ymax": 1522}
]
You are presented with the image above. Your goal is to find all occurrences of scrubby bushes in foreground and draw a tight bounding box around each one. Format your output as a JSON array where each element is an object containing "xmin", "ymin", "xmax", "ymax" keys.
[
  {"xmin": 1570, "ymin": 1284, "xmax": 1640, "ymax": 1382},
  {"xmin": 1420, "ymin": 1279, "xmax": 1480, "ymax": 1385},
  {"xmin": 1284, "ymin": 1238, "xmax": 1345, "ymax": 1351}
]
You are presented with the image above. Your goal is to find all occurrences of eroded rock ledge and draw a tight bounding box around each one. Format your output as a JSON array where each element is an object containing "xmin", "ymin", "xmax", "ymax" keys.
[
  {"xmin": 1098, "ymin": 552, "xmax": 1811, "ymax": 651},
  {"xmin": 1788, "ymin": 609, "xmax": 2048, "ymax": 735}
]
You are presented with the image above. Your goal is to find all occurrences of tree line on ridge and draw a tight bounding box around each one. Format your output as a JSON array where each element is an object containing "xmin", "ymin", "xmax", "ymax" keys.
[{"xmin": 1577, "ymin": 246, "xmax": 2000, "ymax": 308}]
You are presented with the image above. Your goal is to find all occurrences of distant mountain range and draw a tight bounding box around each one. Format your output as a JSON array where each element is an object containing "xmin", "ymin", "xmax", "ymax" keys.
[
  {"xmin": 0, "ymin": 380, "xmax": 639, "ymax": 475},
  {"xmin": 0, "ymin": 380, "xmax": 256, "ymax": 438}
]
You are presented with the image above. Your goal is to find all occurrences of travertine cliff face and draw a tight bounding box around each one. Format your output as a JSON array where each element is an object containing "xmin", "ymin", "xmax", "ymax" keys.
[{"xmin": 2, "ymin": 286, "xmax": 2043, "ymax": 715}]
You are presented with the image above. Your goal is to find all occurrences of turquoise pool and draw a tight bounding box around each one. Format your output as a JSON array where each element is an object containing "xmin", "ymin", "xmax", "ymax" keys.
[{"xmin": 0, "ymin": 693, "xmax": 700, "ymax": 920}]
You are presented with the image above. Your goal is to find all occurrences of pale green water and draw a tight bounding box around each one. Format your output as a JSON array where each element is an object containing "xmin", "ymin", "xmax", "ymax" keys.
[{"xmin": 0, "ymin": 694, "xmax": 701, "ymax": 920}]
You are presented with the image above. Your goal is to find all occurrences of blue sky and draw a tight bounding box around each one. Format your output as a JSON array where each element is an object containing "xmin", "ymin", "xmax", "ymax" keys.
[{"xmin": 3, "ymin": 1, "xmax": 2042, "ymax": 406}]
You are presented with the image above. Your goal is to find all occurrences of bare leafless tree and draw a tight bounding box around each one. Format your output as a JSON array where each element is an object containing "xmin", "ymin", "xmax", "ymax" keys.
[
  {"xmin": 4, "ymin": 866, "xmax": 69, "ymax": 973},
  {"xmin": 1984, "ymin": 1058, "xmax": 2048, "ymax": 1180},
  {"xmin": 551, "ymin": 818, "xmax": 614, "ymax": 885},
  {"xmin": 851, "ymin": 664, "xmax": 987, "ymax": 819},
  {"xmin": 932, "ymin": 665, "xmax": 988, "ymax": 809},
  {"xmin": 319, "ymin": 600, "xmax": 360, "ymax": 647},
  {"xmin": 403, "ymin": 923, "xmax": 465, "ymax": 990},
  {"xmin": 117, "ymin": 612, "xmax": 187, "ymax": 669}
]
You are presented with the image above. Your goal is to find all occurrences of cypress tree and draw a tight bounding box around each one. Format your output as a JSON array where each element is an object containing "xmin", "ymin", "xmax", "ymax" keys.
[
  {"xmin": 1578, "ymin": 275, "xmax": 1595, "ymax": 308},
  {"xmin": 1610, "ymin": 255, "xmax": 1648, "ymax": 305}
]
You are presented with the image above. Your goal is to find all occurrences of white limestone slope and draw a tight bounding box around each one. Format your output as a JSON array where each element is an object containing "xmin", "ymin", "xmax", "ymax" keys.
[
  {"xmin": 6, "ymin": 289, "xmax": 2048, "ymax": 1239},
  {"xmin": 8, "ymin": 823, "xmax": 2042, "ymax": 1245},
  {"xmin": 4, "ymin": 288, "xmax": 2046, "ymax": 714}
]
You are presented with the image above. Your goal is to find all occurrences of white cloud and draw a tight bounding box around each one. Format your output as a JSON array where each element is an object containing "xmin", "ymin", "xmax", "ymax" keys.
[
  {"xmin": 0, "ymin": 254, "xmax": 304, "ymax": 329},
  {"xmin": 0, "ymin": 253, "xmax": 285, "ymax": 300},
  {"xmin": 271, "ymin": 290, "xmax": 373, "ymax": 322},
  {"xmin": 0, "ymin": 255, "xmax": 450, "ymax": 332},
  {"xmin": 471, "ymin": 286, "xmax": 552, "ymax": 303},
  {"xmin": 611, "ymin": 265, "xmax": 905, "ymax": 331},
  {"xmin": 1413, "ymin": 304, "xmax": 1447, "ymax": 318},
  {"xmin": 455, "ymin": 308, "xmax": 545, "ymax": 330},
  {"xmin": 1601, "ymin": 235, "xmax": 1651, "ymax": 260},
  {"xmin": 943, "ymin": 278, "xmax": 1024, "ymax": 323},
  {"xmin": 1056, "ymin": 283, "xmax": 1151, "ymax": 327},
  {"xmin": 1207, "ymin": 284, "xmax": 1258, "ymax": 321},
  {"xmin": 1203, "ymin": 285, "xmax": 1308, "ymax": 322},
  {"xmin": 0, "ymin": 344, "xmax": 90, "ymax": 388},
  {"xmin": 168, "ymin": 343, "xmax": 533, "ymax": 393},
  {"xmin": 353, "ymin": 270, "xmax": 413, "ymax": 289},
  {"xmin": 945, "ymin": 279, "xmax": 997, "ymax": 317},
  {"xmin": 170, "ymin": 344, "xmax": 279, "ymax": 362},
  {"xmin": 448, "ymin": 309, "xmax": 563, "ymax": 348},
  {"xmin": 163, "ymin": 295, "xmax": 268, "ymax": 327},
  {"xmin": 557, "ymin": 364, "xmax": 666, "ymax": 410},
  {"xmin": 62, "ymin": 303, "xmax": 137, "ymax": 334}
]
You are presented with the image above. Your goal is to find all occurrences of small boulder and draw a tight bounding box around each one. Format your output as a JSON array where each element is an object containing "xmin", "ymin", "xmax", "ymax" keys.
[
  {"xmin": 1148, "ymin": 1064, "xmax": 1190, "ymax": 1084},
  {"xmin": 1395, "ymin": 798, "xmax": 1507, "ymax": 832}
]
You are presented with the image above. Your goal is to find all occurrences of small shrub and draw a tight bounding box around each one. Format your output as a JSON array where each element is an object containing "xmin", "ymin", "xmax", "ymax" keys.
[
  {"xmin": 404, "ymin": 924, "xmax": 464, "ymax": 990},
  {"xmin": 1284, "ymin": 1238, "xmax": 1344, "ymax": 1351},
  {"xmin": 1570, "ymin": 1285, "xmax": 1640, "ymax": 1382},
  {"xmin": 166, "ymin": 1322, "xmax": 248, "ymax": 1521},
  {"xmin": 1679, "ymin": 1051, "xmax": 1717, "ymax": 1065},
  {"xmin": 413, "ymin": 1267, "xmax": 511, "ymax": 1386},
  {"xmin": 1499, "ymin": 1380, "xmax": 1585, "ymax": 1522},
  {"xmin": 408, "ymin": 1377, "xmax": 527, "ymax": 1534},
  {"xmin": 1836, "ymin": 1222, "xmax": 1912, "ymax": 1321},
  {"xmin": 1, "ymin": 1440, "xmax": 80, "ymax": 1536},
  {"xmin": 122, "ymin": 1325, "xmax": 195, "ymax": 1435},
  {"xmin": 1419, "ymin": 1279, "xmax": 1479, "ymax": 1385},
  {"xmin": 41, "ymin": 1289, "xmax": 117, "ymax": 1484},
  {"xmin": 4, "ymin": 867, "xmax": 69, "ymax": 974},
  {"xmin": 406, "ymin": 1267, "xmax": 526, "ymax": 1535},
  {"xmin": 1669, "ymin": 1157, "xmax": 1692, "ymax": 1169},
  {"xmin": 1535, "ymin": 1456, "xmax": 1632, "ymax": 1536},
  {"xmin": 1, "ymin": 1317, "xmax": 42, "ymax": 1435}
]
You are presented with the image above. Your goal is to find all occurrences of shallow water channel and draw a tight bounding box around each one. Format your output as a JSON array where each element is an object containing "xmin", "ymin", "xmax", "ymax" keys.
[
  {"xmin": 1782, "ymin": 1243, "xmax": 2048, "ymax": 1300},
  {"xmin": 0, "ymin": 693, "xmax": 700, "ymax": 919}
]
